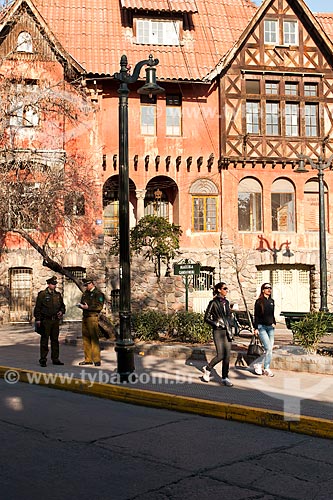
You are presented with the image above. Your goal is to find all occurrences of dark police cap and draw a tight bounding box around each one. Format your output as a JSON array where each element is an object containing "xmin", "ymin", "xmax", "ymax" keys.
[
  {"xmin": 83, "ymin": 277, "xmax": 93, "ymax": 285},
  {"xmin": 46, "ymin": 276, "xmax": 58, "ymax": 285}
]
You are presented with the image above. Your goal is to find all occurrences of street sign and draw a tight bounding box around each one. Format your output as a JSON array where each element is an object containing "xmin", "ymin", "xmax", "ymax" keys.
[{"xmin": 174, "ymin": 262, "xmax": 200, "ymax": 276}]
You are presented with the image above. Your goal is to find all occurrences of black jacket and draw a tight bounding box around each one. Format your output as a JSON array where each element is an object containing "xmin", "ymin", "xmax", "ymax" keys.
[
  {"xmin": 34, "ymin": 288, "xmax": 66, "ymax": 321},
  {"xmin": 254, "ymin": 296, "xmax": 276, "ymax": 329},
  {"xmin": 204, "ymin": 295, "xmax": 233, "ymax": 341}
]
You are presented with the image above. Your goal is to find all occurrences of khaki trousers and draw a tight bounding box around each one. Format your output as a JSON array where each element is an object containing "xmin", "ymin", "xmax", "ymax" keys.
[{"xmin": 82, "ymin": 316, "xmax": 101, "ymax": 363}]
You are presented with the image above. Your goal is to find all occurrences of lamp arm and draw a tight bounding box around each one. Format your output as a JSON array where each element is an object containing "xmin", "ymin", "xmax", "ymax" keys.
[{"xmin": 113, "ymin": 55, "xmax": 159, "ymax": 84}]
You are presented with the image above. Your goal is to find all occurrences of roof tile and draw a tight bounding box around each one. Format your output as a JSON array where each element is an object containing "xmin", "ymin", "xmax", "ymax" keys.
[
  {"xmin": 120, "ymin": 0, "xmax": 198, "ymax": 13},
  {"xmin": 32, "ymin": 0, "xmax": 257, "ymax": 79}
]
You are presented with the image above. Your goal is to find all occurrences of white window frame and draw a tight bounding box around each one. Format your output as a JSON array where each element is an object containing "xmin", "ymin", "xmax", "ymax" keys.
[
  {"xmin": 17, "ymin": 31, "xmax": 33, "ymax": 53},
  {"xmin": 305, "ymin": 103, "xmax": 318, "ymax": 137},
  {"xmin": 166, "ymin": 95, "xmax": 182, "ymax": 136},
  {"xmin": 264, "ymin": 19, "xmax": 278, "ymax": 44},
  {"xmin": 285, "ymin": 103, "xmax": 299, "ymax": 136},
  {"xmin": 140, "ymin": 104, "xmax": 156, "ymax": 135},
  {"xmin": 246, "ymin": 101, "xmax": 260, "ymax": 134},
  {"xmin": 283, "ymin": 20, "xmax": 298, "ymax": 45},
  {"xmin": 136, "ymin": 19, "xmax": 180, "ymax": 45},
  {"xmin": 266, "ymin": 102, "xmax": 279, "ymax": 135}
]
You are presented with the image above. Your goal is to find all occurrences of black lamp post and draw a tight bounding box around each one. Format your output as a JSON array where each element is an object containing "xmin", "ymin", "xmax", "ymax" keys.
[
  {"xmin": 296, "ymin": 153, "xmax": 333, "ymax": 312},
  {"xmin": 113, "ymin": 54, "xmax": 164, "ymax": 382}
]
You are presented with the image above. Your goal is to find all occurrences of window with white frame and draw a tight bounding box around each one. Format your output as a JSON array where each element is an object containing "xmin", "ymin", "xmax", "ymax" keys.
[
  {"xmin": 285, "ymin": 102, "xmax": 299, "ymax": 136},
  {"xmin": 166, "ymin": 94, "xmax": 182, "ymax": 136},
  {"xmin": 238, "ymin": 178, "xmax": 262, "ymax": 232},
  {"xmin": 265, "ymin": 82, "xmax": 279, "ymax": 95},
  {"xmin": 136, "ymin": 19, "xmax": 180, "ymax": 45},
  {"xmin": 246, "ymin": 101, "xmax": 260, "ymax": 134},
  {"xmin": 285, "ymin": 82, "xmax": 298, "ymax": 95},
  {"xmin": 140, "ymin": 95, "xmax": 156, "ymax": 135},
  {"xmin": 266, "ymin": 102, "xmax": 279, "ymax": 135},
  {"xmin": 9, "ymin": 80, "xmax": 39, "ymax": 127},
  {"xmin": 264, "ymin": 19, "xmax": 278, "ymax": 44},
  {"xmin": 271, "ymin": 178, "xmax": 295, "ymax": 232},
  {"xmin": 304, "ymin": 83, "xmax": 318, "ymax": 96},
  {"xmin": 283, "ymin": 20, "xmax": 298, "ymax": 45},
  {"xmin": 305, "ymin": 103, "xmax": 318, "ymax": 137},
  {"xmin": 17, "ymin": 32, "xmax": 33, "ymax": 53}
]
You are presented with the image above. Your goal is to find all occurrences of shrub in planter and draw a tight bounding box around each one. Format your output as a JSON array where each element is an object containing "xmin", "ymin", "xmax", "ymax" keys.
[
  {"xmin": 169, "ymin": 311, "xmax": 211, "ymax": 343},
  {"xmin": 132, "ymin": 310, "xmax": 170, "ymax": 341},
  {"xmin": 292, "ymin": 312, "xmax": 331, "ymax": 353}
]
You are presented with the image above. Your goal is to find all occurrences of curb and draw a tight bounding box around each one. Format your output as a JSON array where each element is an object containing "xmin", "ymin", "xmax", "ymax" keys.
[{"xmin": 1, "ymin": 365, "xmax": 333, "ymax": 440}]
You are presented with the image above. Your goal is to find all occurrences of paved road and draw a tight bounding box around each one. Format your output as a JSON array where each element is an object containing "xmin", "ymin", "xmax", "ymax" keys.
[{"xmin": 1, "ymin": 380, "xmax": 333, "ymax": 500}]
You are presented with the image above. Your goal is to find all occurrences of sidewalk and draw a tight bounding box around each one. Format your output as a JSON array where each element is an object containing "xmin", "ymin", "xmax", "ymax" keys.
[{"xmin": 1, "ymin": 323, "xmax": 333, "ymax": 439}]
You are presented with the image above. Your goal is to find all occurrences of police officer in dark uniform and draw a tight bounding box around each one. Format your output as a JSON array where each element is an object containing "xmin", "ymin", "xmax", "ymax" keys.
[
  {"xmin": 34, "ymin": 276, "xmax": 66, "ymax": 367},
  {"xmin": 78, "ymin": 278, "xmax": 105, "ymax": 366}
]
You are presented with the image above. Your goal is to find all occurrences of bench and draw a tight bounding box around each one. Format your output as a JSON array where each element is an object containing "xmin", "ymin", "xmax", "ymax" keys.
[
  {"xmin": 281, "ymin": 311, "xmax": 333, "ymax": 332},
  {"xmin": 233, "ymin": 310, "xmax": 253, "ymax": 335}
]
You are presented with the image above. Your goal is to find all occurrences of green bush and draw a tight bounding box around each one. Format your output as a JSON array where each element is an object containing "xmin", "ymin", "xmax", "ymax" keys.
[
  {"xmin": 169, "ymin": 311, "xmax": 212, "ymax": 343},
  {"xmin": 132, "ymin": 310, "xmax": 170, "ymax": 341},
  {"xmin": 292, "ymin": 312, "xmax": 331, "ymax": 353},
  {"xmin": 131, "ymin": 310, "xmax": 212, "ymax": 343}
]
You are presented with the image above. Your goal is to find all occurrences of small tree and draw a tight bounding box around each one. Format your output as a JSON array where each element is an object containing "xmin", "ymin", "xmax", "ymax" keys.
[{"xmin": 131, "ymin": 216, "xmax": 182, "ymax": 278}]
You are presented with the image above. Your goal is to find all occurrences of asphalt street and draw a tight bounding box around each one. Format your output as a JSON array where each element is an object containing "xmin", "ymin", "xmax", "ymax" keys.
[{"xmin": 2, "ymin": 380, "xmax": 333, "ymax": 500}]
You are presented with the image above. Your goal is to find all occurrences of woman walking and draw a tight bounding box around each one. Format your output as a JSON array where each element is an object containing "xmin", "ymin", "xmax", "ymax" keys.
[
  {"xmin": 253, "ymin": 283, "xmax": 276, "ymax": 377},
  {"xmin": 202, "ymin": 282, "xmax": 233, "ymax": 387}
]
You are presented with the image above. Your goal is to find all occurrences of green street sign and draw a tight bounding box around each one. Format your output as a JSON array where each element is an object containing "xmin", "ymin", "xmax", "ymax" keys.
[{"xmin": 174, "ymin": 262, "xmax": 200, "ymax": 276}]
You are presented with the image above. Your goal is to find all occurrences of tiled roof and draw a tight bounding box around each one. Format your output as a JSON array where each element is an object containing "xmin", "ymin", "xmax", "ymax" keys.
[
  {"xmin": 120, "ymin": 0, "xmax": 198, "ymax": 13},
  {"xmin": 31, "ymin": 0, "xmax": 258, "ymax": 80},
  {"xmin": 315, "ymin": 13, "xmax": 333, "ymax": 39}
]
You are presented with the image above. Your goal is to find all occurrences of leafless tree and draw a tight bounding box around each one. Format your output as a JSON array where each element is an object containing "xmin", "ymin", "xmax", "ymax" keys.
[{"xmin": 0, "ymin": 47, "xmax": 99, "ymax": 289}]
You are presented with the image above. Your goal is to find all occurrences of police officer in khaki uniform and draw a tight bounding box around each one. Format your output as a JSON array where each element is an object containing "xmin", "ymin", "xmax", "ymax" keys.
[
  {"xmin": 78, "ymin": 278, "xmax": 105, "ymax": 366},
  {"xmin": 34, "ymin": 276, "xmax": 66, "ymax": 367}
]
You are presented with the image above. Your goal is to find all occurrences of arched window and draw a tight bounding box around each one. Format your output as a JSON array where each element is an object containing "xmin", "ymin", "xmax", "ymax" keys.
[
  {"xmin": 238, "ymin": 178, "xmax": 262, "ymax": 231},
  {"xmin": 271, "ymin": 178, "xmax": 295, "ymax": 231},
  {"xmin": 304, "ymin": 179, "xmax": 328, "ymax": 232},
  {"xmin": 17, "ymin": 32, "xmax": 33, "ymax": 53},
  {"xmin": 190, "ymin": 179, "xmax": 218, "ymax": 232}
]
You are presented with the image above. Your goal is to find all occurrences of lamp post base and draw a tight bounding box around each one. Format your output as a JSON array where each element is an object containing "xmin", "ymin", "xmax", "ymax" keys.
[{"xmin": 115, "ymin": 343, "xmax": 136, "ymax": 382}]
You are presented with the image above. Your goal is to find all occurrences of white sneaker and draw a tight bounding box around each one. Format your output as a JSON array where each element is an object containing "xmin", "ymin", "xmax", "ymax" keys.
[
  {"xmin": 253, "ymin": 363, "xmax": 263, "ymax": 375},
  {"xmin": 264, "ymin": 369, "xmax": 274, "ymax": 377},
  {"xmin": 202, "ymin": 366, "xmax": 211, "ymax": 382},
  {"xmin": 222, "ymin": 377, "xmax": 233, "ymax": 387}
]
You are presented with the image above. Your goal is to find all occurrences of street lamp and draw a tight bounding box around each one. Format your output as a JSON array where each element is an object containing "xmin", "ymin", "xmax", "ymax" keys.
[
  {"xmin": 113, "ymin": 55, "xmax": 164, "ymax": 382},
  {"xmin": 295, "ymin": 153, "xmax": 333, "ymax": 312}
]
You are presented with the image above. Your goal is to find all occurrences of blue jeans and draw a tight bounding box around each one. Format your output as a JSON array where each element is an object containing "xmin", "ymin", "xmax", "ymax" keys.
[{"xmin": 258, "ymin": 324, "xmax": 275, "ymax": 369}]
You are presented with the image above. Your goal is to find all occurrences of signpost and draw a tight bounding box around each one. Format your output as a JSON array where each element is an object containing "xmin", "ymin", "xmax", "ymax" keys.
[{"xmin": 174, "ymin": 258, "xmax": 201, "ymax": 311}]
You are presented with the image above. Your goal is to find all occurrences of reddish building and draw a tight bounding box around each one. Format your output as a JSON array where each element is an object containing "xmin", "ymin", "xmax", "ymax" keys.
[{"xmin": 0, "ymin": 0, "xmax": 333, "ymax": 323}]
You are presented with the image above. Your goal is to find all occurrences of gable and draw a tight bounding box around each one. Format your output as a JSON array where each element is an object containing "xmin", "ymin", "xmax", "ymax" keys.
[
  {"xmin": 0, "ymin": 1, "xmax": 84, "ymax": 77},
  {"xmin": 207, "ymin": 0, "xmax": 333, "ymax": 81}
]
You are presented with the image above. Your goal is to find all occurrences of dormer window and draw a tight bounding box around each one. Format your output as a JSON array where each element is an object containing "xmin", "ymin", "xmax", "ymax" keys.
[
  {"xmin": 136, "ymin": 18, "xmax": 180, "ymax": 45},
  {"xmin": 264, "ymin": 19, "xmax": 298, "ymax": 46},
  {"xmin": 264, "ymin": 20, "xmax": 278, "ymax": 44},
  {"xmin": 283, "ymin": 20, "xmax": 298, "ymax": 45},
  {"xmin": 17, "ymin": 32, "xmax": 33, "ymax": 53}
]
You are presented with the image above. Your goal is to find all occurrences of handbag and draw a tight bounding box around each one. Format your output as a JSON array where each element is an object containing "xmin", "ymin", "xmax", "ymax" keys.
[{"xmin": 247, "ymin": 334, "xmax": 265, "ymax": 358}]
